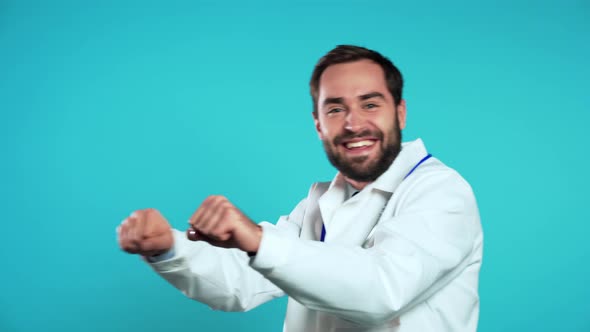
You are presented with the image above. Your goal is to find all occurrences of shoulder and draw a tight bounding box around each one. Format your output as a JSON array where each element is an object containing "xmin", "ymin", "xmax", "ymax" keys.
[
  {"xmin": 396, "ymin": 157, "xmax": 478, "ymax": 215},
  {"xmin": 387, "ymin": 157, "xmax": 482, "ymax": 248},
  {"xmin": 404, "ymin": 156, "xmax": 474, "ymax": 193}
]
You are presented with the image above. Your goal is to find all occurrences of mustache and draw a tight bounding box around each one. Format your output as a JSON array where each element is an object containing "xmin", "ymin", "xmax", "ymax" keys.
[{"xmin": 333, "ymin": 129, "xmax": 383, "ymax": 145}]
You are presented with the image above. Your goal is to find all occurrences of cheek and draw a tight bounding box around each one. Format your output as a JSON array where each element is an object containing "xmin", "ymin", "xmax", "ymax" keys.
[
  {"xmin": 318, "ymin": 120, "xmax": 338, "ymax": 140},
  {"xmin": 317, "ymin": 126, "xmax": 329, "ymax": 141},
  {"xmin": 378, "ymin": 114, "xmax": 397, "ymax": 134}
]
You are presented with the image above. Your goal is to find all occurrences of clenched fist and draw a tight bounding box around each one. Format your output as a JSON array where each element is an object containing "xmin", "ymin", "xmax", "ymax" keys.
[
  {"xmin": 187, "ymin": 195, "xmax": 262, "ymax": 253},
  {"xmin": 117, "ymin": 208, "xmax": 174, "ymax": 257}
]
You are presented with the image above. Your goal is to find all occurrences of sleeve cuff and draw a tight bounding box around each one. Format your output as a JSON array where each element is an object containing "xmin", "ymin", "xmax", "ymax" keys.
[
  {"xmin": 145, "ymin": 247, "xmax": 176, "ymax": 262},
  {"xmin": 249, "ymin": 222, "xmax": 294, "ymax": 272},
  {"xmin": 144, "ymin": 229, "xmax": 188, "ymax": 271}
]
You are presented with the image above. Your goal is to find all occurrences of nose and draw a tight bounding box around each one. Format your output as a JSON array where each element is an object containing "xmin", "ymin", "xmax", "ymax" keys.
[{"xmin": 344, "ymin": 108, "xmax": 365, "ymax": 132}]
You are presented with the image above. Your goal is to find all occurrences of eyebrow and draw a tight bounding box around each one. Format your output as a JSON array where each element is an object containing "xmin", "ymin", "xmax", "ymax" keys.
[
  {"xmin": 359, "ymin": 92, "xmax": 386, "ymax": 101},
  {"xmin": 322, "ymin": 97, "xmax": 344, "ymax": 107},
  {"xmin": 322, "ymin": 92, "xmax": 386, "ymax": 108}
]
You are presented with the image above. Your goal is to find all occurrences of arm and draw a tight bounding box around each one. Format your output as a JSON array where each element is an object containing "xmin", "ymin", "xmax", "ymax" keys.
[
  {"xmin": 145, "ymin": 199, "xmax": 307, "ymax": 312},
  {"xmin": 249, "ymin": 171, "xmax": 481, "ymax": 325}
]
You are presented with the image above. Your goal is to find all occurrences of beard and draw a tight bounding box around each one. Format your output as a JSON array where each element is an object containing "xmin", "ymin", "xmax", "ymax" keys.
[{"xmin": 322, "ymin": 121, "xmax": 402, "ymax": 182}]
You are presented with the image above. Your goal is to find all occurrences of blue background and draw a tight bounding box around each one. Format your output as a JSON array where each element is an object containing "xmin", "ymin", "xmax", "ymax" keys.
[{"xmin": 1, "ymin": 0, "xmax": 588, "ymax": 331}]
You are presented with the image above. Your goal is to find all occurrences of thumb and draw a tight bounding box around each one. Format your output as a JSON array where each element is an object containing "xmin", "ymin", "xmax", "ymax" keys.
[{"xmin": 186, "ymin": 227, "xmax": 232, "ymax": 248}]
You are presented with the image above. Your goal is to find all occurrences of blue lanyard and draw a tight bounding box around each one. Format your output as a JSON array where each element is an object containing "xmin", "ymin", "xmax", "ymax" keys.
[{"xmin": 320, "ymin": 154, "xmax": 432, "ymax": 242}]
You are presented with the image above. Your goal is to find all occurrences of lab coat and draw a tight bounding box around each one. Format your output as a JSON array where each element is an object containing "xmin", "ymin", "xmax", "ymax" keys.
[{"xmin": 148, "ymin": 138, "xmax": 483, "ymax": 332}]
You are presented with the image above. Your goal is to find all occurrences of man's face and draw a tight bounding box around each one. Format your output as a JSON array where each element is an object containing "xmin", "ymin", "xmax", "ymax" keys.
[{"xmin": 314, "ymin": 60, "xmax": 406, "ymax": 183}]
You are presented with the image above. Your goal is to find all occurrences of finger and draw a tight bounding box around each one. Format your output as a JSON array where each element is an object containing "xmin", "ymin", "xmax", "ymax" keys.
[
  {"xmin": 198, "ymin": 197, "xmax": 229, "ymax": 234},
  {"xmin": 119, "ymin": 218, "xmax": 132, "ymax": 244},
  {"xmin": 132, "ymin": 210, "xmax": 147, "ymax": 242},
  {"xmin": 119, "ymin": 219, "xmax": 140, "ymax": 254},
  {"xmin": 206, "ymin": 205, "xmax": 236, "ymax": 241},
  {"xmin": 190, "ymin": 195, "xmax": 222, "ymax": 230},
  {"xmin": 186, "ymin": 227, "xmax": 230, "ymax": 243},
  {"xmin": 187, "ymin": 226, "xmax": 200, "ymax": 241},
  {"xmin": 189, "ymin": 195, "xmax": 227, "ymax": 226},
  {"xmin": 188, "ymin": 196, "xmax": 215, "ymax": 228},
  {"xmin": 117, "ymin": 220, "xmax": 129, "ymax": 248},
  {"xmin": 141, "ymin": 208, "xmax": 164, "ymax": 239},
  {"xmin": 149, "ymin": 211, "xmax": 173, "ymax": 242},
  {"xmin": 126, "ymin": 214, "xmax": 141, "ymax": 244},
  {"xmin": 209, "ymin": 210, "xmax": 234, "ymax": 240}
]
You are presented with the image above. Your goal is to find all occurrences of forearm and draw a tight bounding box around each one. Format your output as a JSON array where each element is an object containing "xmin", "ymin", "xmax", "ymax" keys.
[
  {"xmin": 250, "ymin": 215, "xmax": 479, "ymax": 325},
  {"xmin": 148, "ymin": 229, "xmax": 284, "ymax": 311}
]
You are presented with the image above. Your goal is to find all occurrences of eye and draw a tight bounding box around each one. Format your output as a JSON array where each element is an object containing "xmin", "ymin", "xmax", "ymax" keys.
[
  {"xmin": 364, "ymin": 103, "xmax": 378, "ymax": 109},
  {"xmin": 327, "ymin": 107, "xmax": 344, "ymax": 114}
]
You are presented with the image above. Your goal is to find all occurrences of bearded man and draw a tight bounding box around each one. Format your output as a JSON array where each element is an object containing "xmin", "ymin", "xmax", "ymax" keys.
[{"xmin": 117, "ymin": 45, "xmax": 483, "ymax": 332}]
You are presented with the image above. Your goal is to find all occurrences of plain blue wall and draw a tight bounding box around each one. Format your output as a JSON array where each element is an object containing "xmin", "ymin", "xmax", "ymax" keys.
[{"xmin": 1, "ymin": 0, "xmax": 588, "ymax": 331}]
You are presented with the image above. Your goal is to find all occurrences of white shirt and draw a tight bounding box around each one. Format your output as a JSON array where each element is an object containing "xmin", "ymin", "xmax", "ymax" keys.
[{"xmin": 148, "ymin": 138, "xmax": 483, "ymax": 332}]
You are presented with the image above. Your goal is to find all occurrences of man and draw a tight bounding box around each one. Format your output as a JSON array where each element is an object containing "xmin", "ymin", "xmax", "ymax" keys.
[{"xmin": 117, "ymin": 45, "xmax": 483, "ymax": 332}]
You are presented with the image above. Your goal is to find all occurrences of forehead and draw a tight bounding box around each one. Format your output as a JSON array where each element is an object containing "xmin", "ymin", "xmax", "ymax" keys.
[{"xmin": 318, "ymin": 59, "xmax": 390, "ymax": 101}]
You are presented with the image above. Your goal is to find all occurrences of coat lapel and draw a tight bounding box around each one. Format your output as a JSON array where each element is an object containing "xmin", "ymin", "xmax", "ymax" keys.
[{"xmin": 301, "ymin": 139, "xmax": 430, "ymax": 246}]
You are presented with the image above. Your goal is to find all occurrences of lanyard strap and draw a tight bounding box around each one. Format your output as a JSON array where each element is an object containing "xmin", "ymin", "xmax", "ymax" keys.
[{"xmin": 320, "ymin": 154, "xmax": 432, "ymax": 242}]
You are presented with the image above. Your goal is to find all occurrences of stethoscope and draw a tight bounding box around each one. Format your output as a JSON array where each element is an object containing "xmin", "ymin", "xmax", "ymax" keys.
[{"xmin": 320, "ymin": 153, "xmax": 432, "ymax": 242}]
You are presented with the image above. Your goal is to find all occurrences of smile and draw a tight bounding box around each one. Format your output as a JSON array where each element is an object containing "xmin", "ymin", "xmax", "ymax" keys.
[
  {"xmin": 344, "ymin": 140, "xmax": 376, "ymax": 149},
  {"xmin": 341, "ymin": 139, "xmax": 379, "ymax": 155}
]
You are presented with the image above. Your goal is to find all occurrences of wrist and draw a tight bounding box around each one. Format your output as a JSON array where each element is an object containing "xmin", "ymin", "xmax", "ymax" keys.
[
  {"xmin": 145, "ymin": 247, "xmax": 175, "ymax": 262},
  {"xmin": 247, "ymin": 225, "xmax": 263, "ymax": 255}
]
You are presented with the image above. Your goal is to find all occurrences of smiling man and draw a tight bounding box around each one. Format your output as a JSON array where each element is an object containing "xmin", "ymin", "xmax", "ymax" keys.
[
  {"xmin": 314, "ymin": 58, "xmax": 404, "ymax": 189},
  {"xmin": 117, "ymin": 45, "xmax": 483, "ymax": 332}
]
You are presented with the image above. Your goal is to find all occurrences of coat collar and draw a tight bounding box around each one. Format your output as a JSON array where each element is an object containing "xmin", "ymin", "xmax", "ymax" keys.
[
  {"xmin": 317, "ymin": 138, "xmax": 429, "ymax": 229},
  {"xmin": 325, "ymin": 138, "xmax": 429, "ymax": 195},
  {"xmin": 370, "ymin": 138, "xmax": 429, "ymax": 193}
]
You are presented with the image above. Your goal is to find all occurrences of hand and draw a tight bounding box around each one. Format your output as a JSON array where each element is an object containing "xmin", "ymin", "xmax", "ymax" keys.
[
  {"xmin": 187, "ymin": 195, "xmax": 262, "ymax": 253},
  {"xmin": 117, "ymin": 208, "xmax": 174, "ymax": 257}
]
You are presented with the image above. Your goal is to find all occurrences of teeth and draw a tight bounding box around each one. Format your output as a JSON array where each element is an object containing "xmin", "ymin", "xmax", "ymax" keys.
[{"xmin": 345, "ymin": 140, "xmax": 375, "ymax": 148}]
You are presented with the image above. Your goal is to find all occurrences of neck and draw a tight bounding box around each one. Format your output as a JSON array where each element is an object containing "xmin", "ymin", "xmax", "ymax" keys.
[{"xmin": 344, "ymin": 177, "xmax": 371, "ymax": 191}]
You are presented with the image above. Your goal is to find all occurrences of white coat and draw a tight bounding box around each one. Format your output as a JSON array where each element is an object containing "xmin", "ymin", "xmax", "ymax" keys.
[{"xmin": 148, "ymin": 138, "xmax": 483, "ymax": 332}]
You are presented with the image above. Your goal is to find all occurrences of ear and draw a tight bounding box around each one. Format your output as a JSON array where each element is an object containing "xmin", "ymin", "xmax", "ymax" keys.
[
  {"xmin": 312, "ymin": 111, "xmax": 325, "ymax": 140},
  {"xmin": 397, "ymin": 99, "xmax": 407, "ymax": 130}
]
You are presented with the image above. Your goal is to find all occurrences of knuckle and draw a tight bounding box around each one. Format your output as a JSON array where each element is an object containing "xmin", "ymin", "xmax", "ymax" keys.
[
  {"xmin": 120, "ymin": 227, "xmax": 128, "ymax": 238},
  {"xmin": 145, "ymin": 208, "xmax": 159, "ymax": 216},
  {"xmin": 209, "ymin": 195, "xmax": 226, "ymax": 203}
]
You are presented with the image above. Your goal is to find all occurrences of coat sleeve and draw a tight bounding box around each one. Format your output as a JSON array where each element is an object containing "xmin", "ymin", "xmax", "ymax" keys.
[
  {"xmin": 146, "ymin": 199, "xmax": 307, "ymax": 312},
  {"xmin": 249, "ymin": 170, "xmax": 482, "ymax": 326}
]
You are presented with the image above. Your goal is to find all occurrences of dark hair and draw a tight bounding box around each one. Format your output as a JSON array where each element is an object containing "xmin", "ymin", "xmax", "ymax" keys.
[{"xmin": 310, "ymin": 45, "xmax": 404, "ymax": 114}]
